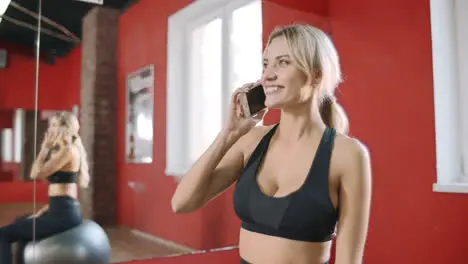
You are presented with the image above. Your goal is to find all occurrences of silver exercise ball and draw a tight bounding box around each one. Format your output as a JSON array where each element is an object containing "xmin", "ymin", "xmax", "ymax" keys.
[{"xmin": 24, "ymin": 220, "xmax": 111, "ymax": 264}]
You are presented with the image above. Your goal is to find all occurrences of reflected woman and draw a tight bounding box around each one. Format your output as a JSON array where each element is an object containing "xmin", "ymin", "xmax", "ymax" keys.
[
  {"xmin": 0, "ymin": 112, "xmax": 89, "ymax": 264},
  {"xmin": 172, "ymin": 24, "xmax": 372, "ymax": 264}
]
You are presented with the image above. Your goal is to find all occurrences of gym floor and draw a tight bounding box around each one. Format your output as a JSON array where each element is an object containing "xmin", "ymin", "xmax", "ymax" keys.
[{"xmin": 0, "ymin": 203, "xmax": 187, "ymax": 263}]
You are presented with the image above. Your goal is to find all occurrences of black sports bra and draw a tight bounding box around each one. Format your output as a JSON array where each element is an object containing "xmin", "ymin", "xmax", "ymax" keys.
[
  {"xmin": 45, "ymin": 145, "xmax": 80, "ymax": 184},
  {"xmin": 48, "ymin": 171, "xmax": 79, "ymax": 184},
  {"xmin": 233, "ymin": 124, "xmax": 339, "ymax": 242}
]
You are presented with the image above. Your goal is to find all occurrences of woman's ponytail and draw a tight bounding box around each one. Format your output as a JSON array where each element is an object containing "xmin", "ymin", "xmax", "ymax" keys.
[
  {"xmin": 74, "ymin": 136, "xmax": 90, "ymax": 188},
  {"xmin": 319, "ymin": 96, "xmax": 349, "ymax": 135}
]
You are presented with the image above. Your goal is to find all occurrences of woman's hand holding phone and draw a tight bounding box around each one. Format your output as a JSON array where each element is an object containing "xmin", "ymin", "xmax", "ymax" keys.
[
  {"xmin": 42, "ymin": 127, "xmax": 73, "ymax": 150},
  {"xmin": 221, "ymin": 82, "xmax": 267, "ymax": 140},
  {"xmin": 42, "ymin": 128, "xmax": 59, "ymax": 149}
]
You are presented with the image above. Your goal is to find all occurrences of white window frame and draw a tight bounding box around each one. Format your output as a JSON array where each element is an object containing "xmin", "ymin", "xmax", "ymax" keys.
[
  {"xmin": 165, "ymin": 0, "xmax": 262, "ymax": 176},
  {"xmin": 1, "ymin": 128, "xmax": 13, "ymax": 163},
  {"xmin": 13, "ymin": 109, "xmax": 24, "ymax": 163},
  {"xmin": 431, "ymin": 0, "xmax": 468, "ymax": 193}
]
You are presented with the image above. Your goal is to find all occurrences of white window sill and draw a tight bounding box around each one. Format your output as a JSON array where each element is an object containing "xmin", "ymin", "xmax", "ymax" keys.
[
  {"xmin": 165, "ymin": 167, "xmax": 188, "ymax": 178},
  {"xmin": 433, "ymin": 182, "xmax": 468, "ymax": 193}
]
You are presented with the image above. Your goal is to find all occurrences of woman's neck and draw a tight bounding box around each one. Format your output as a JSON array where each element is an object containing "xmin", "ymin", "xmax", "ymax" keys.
[{"xmin": 276, "ymin": 100, "xmax": 325, "ymax": 141}]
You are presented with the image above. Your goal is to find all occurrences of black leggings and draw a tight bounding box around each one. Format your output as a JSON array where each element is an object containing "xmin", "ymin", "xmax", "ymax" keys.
[{"xmin": 0, "ymin": 196, "xmax": 82, "ymax": 264}]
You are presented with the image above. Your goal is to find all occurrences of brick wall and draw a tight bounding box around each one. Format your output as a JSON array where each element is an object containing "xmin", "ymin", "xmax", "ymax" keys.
[{"xmin": 80, "ymin": 7, "xmax": 119, "ymax": 226}]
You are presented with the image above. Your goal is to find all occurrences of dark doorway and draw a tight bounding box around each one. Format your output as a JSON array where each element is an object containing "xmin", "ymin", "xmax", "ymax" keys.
[{"xmin": 21, "ymin": 111, "xmax": 48, "ymax": 181}]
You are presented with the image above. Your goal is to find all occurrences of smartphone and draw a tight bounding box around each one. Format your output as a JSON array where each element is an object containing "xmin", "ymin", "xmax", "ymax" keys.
[{"xmin": 239, "ymin": 84, "xmax": 266, "ymax": 118}]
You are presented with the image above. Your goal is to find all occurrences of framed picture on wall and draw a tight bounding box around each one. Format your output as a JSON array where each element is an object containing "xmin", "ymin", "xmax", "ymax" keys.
[{"xmin": 125, "ymin": 64, "xmax": 154, "ymax": 164}]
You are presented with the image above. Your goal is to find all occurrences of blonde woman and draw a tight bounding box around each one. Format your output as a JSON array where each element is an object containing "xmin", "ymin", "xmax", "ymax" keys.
[
  {"xmin": 0, "ymin": 112, "xmax": 89, "ymax": 264},
  {"xmin": 172, "ymin": 24, "xmax": 372, "ymax": 264}
]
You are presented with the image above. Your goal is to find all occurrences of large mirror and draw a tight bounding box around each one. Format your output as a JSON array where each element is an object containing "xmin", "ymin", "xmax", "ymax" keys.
[
  {"xmin": 0, "ymin": 0, "xmax": 51, "ymax": 263},
  {"xmin": 0, "ymin": 0, "xmax": 300, "ymax": 263}
]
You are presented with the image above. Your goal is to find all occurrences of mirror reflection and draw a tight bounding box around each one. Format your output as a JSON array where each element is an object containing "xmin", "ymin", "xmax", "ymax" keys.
[{"xmin": 0, "ymin": 0, "xmax": 48, "ymax": 263}]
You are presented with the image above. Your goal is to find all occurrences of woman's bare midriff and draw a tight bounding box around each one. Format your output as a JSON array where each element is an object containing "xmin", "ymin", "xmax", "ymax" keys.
[
  {"xmin": 239, "ymin": 228, "xmax": 332, "ymax": 264},
  {"xmin": 47, "ymin": 145, "xmax": 80, "ymax": 199},
  {"xmin": 48, "ymin": 183, "xmax": 78, "ymax": 199}
]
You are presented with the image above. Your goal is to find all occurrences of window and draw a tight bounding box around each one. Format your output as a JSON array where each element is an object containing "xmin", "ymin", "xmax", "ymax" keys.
[
  {"xmin": 166, "ymin": 0, "xmax": 263, "ymax": 176},
  {"xmin": 431, "ymin": 0, "xmax": 468, "ymax": 193},
  {"xmin": 136, "ymin": 113, "xmax": 153, "ymax": 141},
  {"xmin": 0, "ymin": 109, "xmax": 23, "ymax": 163},
  {"xmin": 1, "ymin": 128, "xmax": 12, "ymax": 162},
  {"xmin": 13, "ymin": 109, "xmax": 24, "ymax": 163}
]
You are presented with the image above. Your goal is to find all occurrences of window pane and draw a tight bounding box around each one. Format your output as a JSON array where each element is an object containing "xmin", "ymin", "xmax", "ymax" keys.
[
  {"xmin": 230, "ymin": 0, "xmax": 263, "ymax": 91},
  {"xmin": 1, "ymin": 128, "xmax": 12, "ymax": 162},
  {"xmin": 188, "ymin": 18, "xmax": 223, "ymax": 163},
  {"xmin": 13, "ymin": 109, "xmax": 24, "ymax": 163},
  {"xmin": 457, "ymin": 0, "xmax": 468, "ymax": 178},
  {"xmin": 230, "ymin": 0, "xmax": 263, "ymax": 125}
]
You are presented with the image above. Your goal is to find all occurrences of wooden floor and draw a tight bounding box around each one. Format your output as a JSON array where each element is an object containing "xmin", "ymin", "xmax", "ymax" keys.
[{"xmin": 0, "ymin": 203, "xmax": 191, "ymax": 263}]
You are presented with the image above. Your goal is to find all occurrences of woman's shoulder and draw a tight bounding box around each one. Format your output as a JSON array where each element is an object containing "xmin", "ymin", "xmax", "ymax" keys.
[
  {"xmin": 333, "ymin": 133, "xmax": 371, "ymax": 172},
  {"xmin": 242, "ymin": 124, "xmax": 275, "ymax": 145},
  {"xmin": 334, "ymin": 133, "xmax": 369, "ymax": 156},
  {"xmin": 236, "ymin": 124, "xmax": 275, "ymax": 158},
  {"xmin": 250, "ymin": 124, "xmax": 276, "ymax": 136},
  {"xmin": 56, "ymin": 142, "xmax": 80, "ymax": 158}
]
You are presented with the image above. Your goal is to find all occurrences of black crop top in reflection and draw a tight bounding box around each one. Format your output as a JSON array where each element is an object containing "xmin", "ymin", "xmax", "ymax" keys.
[
  {"xmin": 233, "ymin": 124, "xmax": 339, "ymax": 243},
  {"xmin": 48, "ymin": 171, "xmax": 78, "ymax": 184}
]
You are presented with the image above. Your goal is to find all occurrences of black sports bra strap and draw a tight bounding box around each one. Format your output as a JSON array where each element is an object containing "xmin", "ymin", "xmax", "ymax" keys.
[
  {"xmin": 323, "ymin": 127, "xmax": 336, "ymax": 159},
  {"xmin": 322, "ymin": 126, "xmax": 336, "ymax": 145},
  {"xmin": 243, "ymin": 124, "xmax": 279, "ymax": 170},
  {"xmin": 304, "ymin": 127, "xmax": 336, "ymax": 187},
  {"xmin": 319, "ymin": 127, "xmax": 336, "ymax": 161}
]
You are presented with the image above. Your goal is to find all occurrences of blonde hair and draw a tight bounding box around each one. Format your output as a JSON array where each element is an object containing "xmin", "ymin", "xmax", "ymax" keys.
[
  {"xmin": 52, "ymin": 111, "xmax": 90, "ymax": 188},
  {"xmin": 266, "ymin": 24, "xmax": 349, "ymax": 134}
]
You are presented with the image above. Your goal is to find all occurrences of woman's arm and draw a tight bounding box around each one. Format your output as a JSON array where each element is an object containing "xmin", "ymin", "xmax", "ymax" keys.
[
  {"xmin": 30, "ymin": 147, "xmax": 50, "ymax": 179},
  {"xmin": 334, "ymin": 139, "xmax": 372, "ymax": 264},
  {"xmin": 171, "ymin": 130, "xmax": 247, "ymax": 213},
  {"xmin": 172, "ymin": 84, "xmax": 267, "ymax": 214},
  {"xmin": 30, "ymin": 145, "xmax": 75, "ymax": 180}
]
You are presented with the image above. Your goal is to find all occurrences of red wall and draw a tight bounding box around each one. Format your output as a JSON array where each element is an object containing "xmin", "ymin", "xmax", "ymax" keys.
[
  {"xmin": 0, "ymin": 42, "xmax": 81, "ymax": 110},
  {"xmin": 329, "ymin": 0, "xmax": 468, "ymax": 263},
  {"xmin": 0, "ymin": 109, "xmax": 13, "ymax": 128},
  {"xmin": 117, "ymin": 0, "xmax": 241, "ymax": 249},
  {"xmin": 0, "ymin": 181, "xmax": 48, "ymax": 203}
]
